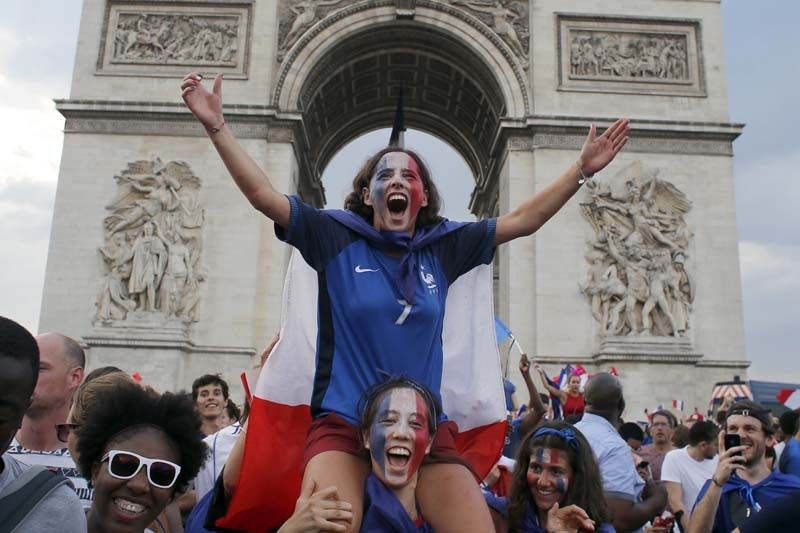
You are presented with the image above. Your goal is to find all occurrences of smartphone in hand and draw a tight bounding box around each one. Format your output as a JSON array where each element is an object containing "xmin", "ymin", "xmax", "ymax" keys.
[{"xmin": 724, "ymin": 433, "xmax": 742, "ymax": 456}]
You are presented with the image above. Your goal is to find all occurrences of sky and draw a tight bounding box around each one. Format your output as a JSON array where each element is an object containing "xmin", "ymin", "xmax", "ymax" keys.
[{"xmin": 0, "ymin": 1, "xmax": 797, "ymax": 384}]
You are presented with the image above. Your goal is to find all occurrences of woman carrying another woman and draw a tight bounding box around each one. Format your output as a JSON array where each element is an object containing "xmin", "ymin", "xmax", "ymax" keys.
[
  {"xmin": 181, "ymin": 72, "xmax": 629, "ymax": 532},
  {"xmin": 486, "ymin": 422, "xmax": 613, "ymax": 532}
]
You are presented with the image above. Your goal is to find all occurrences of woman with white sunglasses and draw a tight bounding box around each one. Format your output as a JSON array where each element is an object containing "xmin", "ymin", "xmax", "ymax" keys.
[{"xmin": 75, "ymin": 383, "xmax": 208, "ymax": 532}]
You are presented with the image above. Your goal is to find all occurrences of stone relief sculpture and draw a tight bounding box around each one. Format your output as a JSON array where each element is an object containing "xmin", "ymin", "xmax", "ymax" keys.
[
  {"xmin": 569, "ymin": 31, "xmax": 689, "ymax": 81},
  {"xmin": 450, "ymin": 0, "xmax": 529, "ymax": 62},
  {"xmin": 112, "ymin": 12, "xmax": 241, "ymax": 65},
  {"xmin": 277, "ymin": 0, "xmax": 344, "ymax": 61},
  {"xmin": 579, "ymin": 163, "xmax": 694, "ymax": 338},
  {"xmin": 95, "ymin": 158, "xmax": 207, "ymax": 325}
]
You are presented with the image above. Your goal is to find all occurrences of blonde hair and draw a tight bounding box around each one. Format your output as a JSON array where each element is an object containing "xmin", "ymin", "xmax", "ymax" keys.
[{"xmin": 70, "ymin": 371, "xmax": 136, "ymax": 425}]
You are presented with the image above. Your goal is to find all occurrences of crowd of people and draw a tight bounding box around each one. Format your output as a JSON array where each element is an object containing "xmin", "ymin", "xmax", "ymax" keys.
[{"xmin": 1, "ymin": 70, "xmax": 798, "ymax": 533}]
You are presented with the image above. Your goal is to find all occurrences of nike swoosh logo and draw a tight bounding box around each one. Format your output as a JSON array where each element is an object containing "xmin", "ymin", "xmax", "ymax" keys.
[{"xmin": 355, "ymin": 265, "xmax": 379, "ymax": 273}]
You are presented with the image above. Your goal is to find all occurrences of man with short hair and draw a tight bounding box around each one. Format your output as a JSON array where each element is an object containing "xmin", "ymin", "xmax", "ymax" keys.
[
  {"xmin": 689, "ymin": 401, "xmax": 800, "ymax": 533},
  {"xmin": 192, "ymin": 373, "xmax": 230, "ymax": 436},
  {"xmin": 9, "ymin": 332, "xmax": 89, "ymax": 507},
  {"xmin": 575, "ymin": 372, "xmax": 667, "ymax": 533},
  {"xmin": 0, "ymin": 317, "xmax": 85, "ymax": 531},
  {"xmin": 639, "ymin": 409, "xmax": 676, "ymax": 481},
  {"xmin": 661, "ymin": 420, "xmax": 719, "ymax": 532}
]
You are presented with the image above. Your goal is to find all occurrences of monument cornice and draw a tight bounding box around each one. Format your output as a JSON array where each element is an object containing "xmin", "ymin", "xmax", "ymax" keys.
[{"xmin": 55, "ymin": 99, "xmax": 305, "ymax": 138}]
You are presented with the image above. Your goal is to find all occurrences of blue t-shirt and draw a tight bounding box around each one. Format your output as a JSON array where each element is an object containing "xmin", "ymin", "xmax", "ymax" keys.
[
  {"xmin": 778, "ymin": 438, "xmax": 800, "ymax": 477},
  {"xmin": 693, "ymin": 470, "xmax": 800, "ymax": 533},
  {"xmin": 276, "ymin": 196, "xmax": 496, "ymax": 423}
]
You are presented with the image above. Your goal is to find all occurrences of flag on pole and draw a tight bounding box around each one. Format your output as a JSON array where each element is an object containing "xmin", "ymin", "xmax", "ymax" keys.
[
  {"xmin": 217, "ymin": 250, "xmax": 508, "ymax": 531},
  {"xmin": 777, "ymin": 388, "xmax": 800, "ymax": 410},
  {"xmin": 494, "ymin": 317, "xmax": 513, "ymax": 344},
  {"xmin": 671, "ymin": 399, "xmax": 685, "ymax": 411}
]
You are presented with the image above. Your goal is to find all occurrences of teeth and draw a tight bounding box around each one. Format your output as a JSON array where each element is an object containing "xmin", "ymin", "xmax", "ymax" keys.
[
  {"xmin": 388, "ymin": 194, "xmax": 406, "ymax": 201},
  {"xmin": 115, "ymin": 498, "xmax": 145, "ymax": 514},
  {"xmin": 388, "ymin": 447, "xmax": 410, "ymax": 456}
]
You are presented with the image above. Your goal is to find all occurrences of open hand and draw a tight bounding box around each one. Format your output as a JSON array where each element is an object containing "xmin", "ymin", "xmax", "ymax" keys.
[
  {"xmin": 546, "ymin": 502, "xmax": 596, "ymax": 532},
  {"xmin": 577, "ymin": 118, "xmax": 630, "ymax": 176},
  {"xmin": 181, "ymin": 72, "xmax": 224, "ymax": 132},
  {"xmin": 278, "ymin": 479, "xmax": 353, "ymax": 533}
]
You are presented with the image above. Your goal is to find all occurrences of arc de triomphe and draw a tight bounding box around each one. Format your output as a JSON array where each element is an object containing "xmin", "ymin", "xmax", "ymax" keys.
[{"xmin": 41, "ymin": 0, "xmax": 748, "ymax": 417}]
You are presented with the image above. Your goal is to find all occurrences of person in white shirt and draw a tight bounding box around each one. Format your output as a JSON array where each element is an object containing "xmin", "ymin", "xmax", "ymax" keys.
[{"xmin": 661, "ymin": 420, "xmax": 719, "ymax": 532}]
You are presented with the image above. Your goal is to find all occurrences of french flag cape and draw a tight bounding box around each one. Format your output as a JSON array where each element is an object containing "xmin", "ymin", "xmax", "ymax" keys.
[{"xmin": 217, "ymin": 249, "xmax": 508, "ymax": 531}]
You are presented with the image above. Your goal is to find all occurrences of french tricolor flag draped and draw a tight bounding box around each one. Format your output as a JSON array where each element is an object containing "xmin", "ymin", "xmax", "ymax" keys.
[{"xmin": 217, "ymin": 250, "xmax": 507, "ymax": 531}]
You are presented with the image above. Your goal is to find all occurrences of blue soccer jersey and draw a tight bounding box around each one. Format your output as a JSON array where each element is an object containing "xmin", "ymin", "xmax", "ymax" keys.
[{"xmin": 276, "ymin": 196, "xmax": 496, "ymax": 424}]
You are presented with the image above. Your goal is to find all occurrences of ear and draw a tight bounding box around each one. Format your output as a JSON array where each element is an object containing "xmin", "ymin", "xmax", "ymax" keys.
[
  {"xmin": 421, "ymin": 189, "xmax": 429, "ymax": 208},
  {"xmin": 362, "ymin": 186, "xmax": 373, "ymax": 207},
  {"xmin": 69, "ymin": 367, "xmax": 85, "ymax": 389},
  {"xmin": 424, "ymin": 436, "xmax": 433, "ymax": 456},
  {"xmin": 362, "ymin": 430, "xmax": 371, "ymax": 450}
]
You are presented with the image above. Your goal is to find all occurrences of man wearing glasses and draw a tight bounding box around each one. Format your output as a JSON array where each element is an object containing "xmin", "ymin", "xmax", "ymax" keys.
[{"xmin": 639, "ymin": 409, "xmax": 677, "ymax": 481}]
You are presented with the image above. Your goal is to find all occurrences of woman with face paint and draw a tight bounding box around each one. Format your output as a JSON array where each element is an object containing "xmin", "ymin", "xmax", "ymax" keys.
[
  {"xmin": 485, "ymin": 422, "xmax": 613, "ymax": 533},
  {"xmin": 359, "ymin": 377, "xmax": 439, "ymax": 532},
  {"xmin": 181, "ymin": 72, "xmax": 629, "ymax": 533}
]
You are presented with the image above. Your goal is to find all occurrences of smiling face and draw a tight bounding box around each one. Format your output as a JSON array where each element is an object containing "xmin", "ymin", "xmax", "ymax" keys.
[
  {"xmin": 89, "ymin": 427, "xmax": 179, "ymax": 533},
  {"xmin": 527, "ymin": 446, "xmax": 573, "ymax": 512},
  {"xmin": 195, "ymin": 383, "xmax": 225, "ymax": 421},
  {"xmin": 725, "ymin": 414, "xmax": 768, "ymax": 467},
  {"xmin": 362, "ymin": 151, "xmax": 428, "ymax": 234},
  {"xmin": 363, "ymin": 387, "xmax": 433, "ymax": 489}
]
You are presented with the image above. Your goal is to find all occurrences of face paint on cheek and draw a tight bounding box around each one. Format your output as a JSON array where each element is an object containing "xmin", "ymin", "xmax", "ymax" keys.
[
  {"xmin": 526, "ymin": 470, "xmax": 537, "ymax": 488},
  {"xmin": 555, "ymin": 477, "xmax": 568, "ymax": 494},
  {"xmin": 403, "ymin": 156, "xmax": 425, "ymax": 215},
  {"xmin": 368, "ymin": 395, "xmax": 392, "ymax": 477},
  {"xmin": 406, "ymin": 392, "xmax": 430, "ymax": 475}
]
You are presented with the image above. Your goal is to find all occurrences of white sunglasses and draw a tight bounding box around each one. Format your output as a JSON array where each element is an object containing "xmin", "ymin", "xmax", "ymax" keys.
[{"xmin": 101, "ymin": 450, "xmax": 181, "ymax": 489}]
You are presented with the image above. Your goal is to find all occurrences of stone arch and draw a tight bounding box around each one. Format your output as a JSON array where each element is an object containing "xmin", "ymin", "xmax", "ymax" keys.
[{"xmin": 272, "ymin": 2, "xmax": 531, "ymax": 212}]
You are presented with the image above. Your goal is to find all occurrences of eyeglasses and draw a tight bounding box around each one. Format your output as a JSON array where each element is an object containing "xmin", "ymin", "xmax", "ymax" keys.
[
  {"xmin": 55, "ymin": 423, "xmax": 80, "ymax": 443},
  {"xmin": 101, "ymin": 450, "xmax": 181, "ymax": 489}
]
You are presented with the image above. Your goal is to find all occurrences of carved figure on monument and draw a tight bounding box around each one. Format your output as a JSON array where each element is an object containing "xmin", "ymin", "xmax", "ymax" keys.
[
  {"xmin": 95, "ymin": 233, "xmax": 136, "ymax": 323},
  {"xmin": 580, "ymin": 163, "xmax": 694, "ymax": 338},
  {"xmin": 128, "ymin": 221, "xmax": 168, "ymax": 312},
  {"xmin": 451, "ymin": 0, "xmax": 529, "ymax": 62},
  {"xmin": 277, "ymin": 0, "xmax": 344, "ymax": 61},
  {"xmin": 96, "ymin": 158, "xmax": 206, "ymax": 325},
  {"xmin": 111, "ymin": 12, "xmax": 241, "ymax": 66},
  {"xmin": 569, "ymin": 31, "xmax": 690, "ymax": 81}
]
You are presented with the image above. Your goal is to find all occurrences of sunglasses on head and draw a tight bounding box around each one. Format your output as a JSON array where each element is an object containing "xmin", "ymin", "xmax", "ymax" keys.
[
  {"xmin": 101, "ymin": 450, "xmax": 181, "ymax": 489},
  {"xmin": 55, "ymin": 423, "xmax": 80, "ymax": 443}
]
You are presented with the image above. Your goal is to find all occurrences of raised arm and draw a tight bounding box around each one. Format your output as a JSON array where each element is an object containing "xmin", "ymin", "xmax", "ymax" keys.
[
  {"xmin": 534, "ymin": 364, "xmax": 567, "ymax": 403},
  {"xmin": 494, "ymin": 119, "xmax": 629, "ymax": 245},
  {"xmin": 518, "ymin": 354, "xmax": 546, "ymax": 435},
  {"xmin": 181, "ymin": 73, "xmax": 290, "ymax": 227}
]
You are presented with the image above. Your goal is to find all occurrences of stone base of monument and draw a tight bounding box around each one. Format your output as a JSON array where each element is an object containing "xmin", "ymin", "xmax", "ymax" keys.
[
  {"xmin": 81, "ymin": 312, "xmax": 254, "ymax": 392},
  {"xmin": 594, "ymin": 335, "xmax": 703, "ymax": 363}
]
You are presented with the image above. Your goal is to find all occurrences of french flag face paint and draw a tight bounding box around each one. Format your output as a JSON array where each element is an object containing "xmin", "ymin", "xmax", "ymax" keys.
[
  {"xmin": 365, "ymin": 152, "xmax": 428, "ymax": 233},
  {"xmin": 367, "ymin": 387, "xmax": 432, "ymax": 489},
  {"xmin": 527, "ymin": 447, "xmax": 572, "ymax": 511}
]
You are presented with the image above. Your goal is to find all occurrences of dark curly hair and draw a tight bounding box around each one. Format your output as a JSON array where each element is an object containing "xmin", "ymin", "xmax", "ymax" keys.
[
  {"xmin": 75, "ymin": 383, "xmax": 208, "ymax": 493},
  {"xmin": 343, "ymin": 147, "xmax": 444, "ymax": 228},
  {"xmin": 507, "ymin": 422, "xmax": 609, "ymax": 531}
]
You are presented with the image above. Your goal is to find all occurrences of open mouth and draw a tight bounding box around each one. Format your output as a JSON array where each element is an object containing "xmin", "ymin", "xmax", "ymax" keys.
[
  {"xmin": 387, "ymin": 193, "xmax": 408, "ymax": 214},
  {"xmin": 386, "ymin": 446, "xmax": 411, "ymax": 468}
]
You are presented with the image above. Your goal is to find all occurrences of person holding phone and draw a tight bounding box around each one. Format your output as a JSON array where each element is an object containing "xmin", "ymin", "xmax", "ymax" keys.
[{"xmin": 688, "ymin": 401, "xmax": 800, "ymax": 533}]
